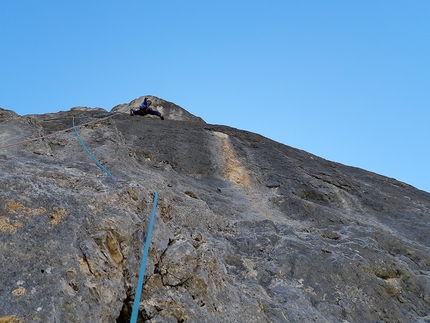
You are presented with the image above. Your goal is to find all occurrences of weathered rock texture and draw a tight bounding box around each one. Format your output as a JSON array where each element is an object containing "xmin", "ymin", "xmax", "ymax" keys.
[{"xmin": 1, "ymin": 96, "xmax": 429, "ymax": 323}]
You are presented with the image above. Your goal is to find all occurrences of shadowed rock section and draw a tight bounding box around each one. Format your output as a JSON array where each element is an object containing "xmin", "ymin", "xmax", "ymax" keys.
[{"xmin": 0, "ymin": 96, "xmax": 429, "ymax": 323}]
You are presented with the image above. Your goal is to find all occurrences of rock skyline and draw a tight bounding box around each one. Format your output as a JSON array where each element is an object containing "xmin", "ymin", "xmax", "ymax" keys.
[{"xmin": 0, "ymin": 96, "xmax": 429, "ymax": 323}]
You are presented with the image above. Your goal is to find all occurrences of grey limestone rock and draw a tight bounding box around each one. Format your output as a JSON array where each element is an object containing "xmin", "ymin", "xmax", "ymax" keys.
[{"xmin": 0, "ymin": 97, "xmax": 429, "ymax": 323}]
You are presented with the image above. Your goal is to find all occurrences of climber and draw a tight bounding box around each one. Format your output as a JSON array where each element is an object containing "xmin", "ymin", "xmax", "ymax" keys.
[{"xmin": 130, "ymin": 98, "xmax": 164, "ymax": 120}]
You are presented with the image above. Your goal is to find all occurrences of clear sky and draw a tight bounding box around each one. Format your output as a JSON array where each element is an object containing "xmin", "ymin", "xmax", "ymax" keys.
[{"xmin": 1, "ymin": 1, "xmax": 429, "ymax": 193}]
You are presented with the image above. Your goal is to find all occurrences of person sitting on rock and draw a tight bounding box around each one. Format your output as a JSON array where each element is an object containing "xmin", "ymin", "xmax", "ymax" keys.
[{"xmin": 130, "ymin": 98, "xmax": 164, "ymax": 120}]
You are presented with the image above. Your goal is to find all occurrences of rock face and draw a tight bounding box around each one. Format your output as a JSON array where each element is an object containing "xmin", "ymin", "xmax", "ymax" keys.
[{"xmin": 0, "ymin": 96, "xmax": 429, "ymax": 323}]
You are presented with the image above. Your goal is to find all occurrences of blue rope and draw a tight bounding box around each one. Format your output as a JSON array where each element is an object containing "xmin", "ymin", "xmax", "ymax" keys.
[
  {"xmin": 72, "ymin": 116, "xmax": 114, "ymax": 179},
  {"xmin": 130, "ymin": 191, "xmax": 159, "ymax": 323}
]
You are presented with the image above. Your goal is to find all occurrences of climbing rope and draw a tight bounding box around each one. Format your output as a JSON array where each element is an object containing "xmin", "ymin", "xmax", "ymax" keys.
[
  {"xmin": 72, "ymin": 116, "xmax": 115, "ymax": 179},
  {"xmin": 2, "ymin": 111, "xmax": 162, "ymax": 321},
  {"xmin": 0, "ymin": 112, "xmax": 121, "ymax": 150},
  {"xmin": 0, "ymin": 112, "xmax": 121, "ymax": 179},
  {"xmin": 130, "ymin": 191, "xmax": 159, "ymax": 323}
]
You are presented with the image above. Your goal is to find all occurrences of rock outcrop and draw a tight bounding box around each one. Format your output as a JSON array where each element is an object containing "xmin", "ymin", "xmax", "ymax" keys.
[{"xmin": 0, "ymin": 96, "xmax": 429, "ymax": 323}]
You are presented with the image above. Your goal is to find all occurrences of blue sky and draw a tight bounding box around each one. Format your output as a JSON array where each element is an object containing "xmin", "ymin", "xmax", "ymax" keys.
[{"xmin": 1, "ymin": 1, "xmax": 429, "ymax": 193}]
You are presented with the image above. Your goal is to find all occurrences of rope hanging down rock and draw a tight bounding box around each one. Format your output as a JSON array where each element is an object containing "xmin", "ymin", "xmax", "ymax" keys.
[
  {"xmin": 130, "ymin": 191, "xmax": 159, "ymax": 323},
  {"xmin": 0, "ymin": 112, "xmax": 120, "ymax": 150},
  {"xmin": 2, "ymin": 111, "xmax": 162, "ymax": 321},
  {"xmin": 0, "ymin": 112, "xmax": 120, "ymax": 179},
  {"xmin": 72, "ymin": 116, "xmax": 115, "ymax": 179}
]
